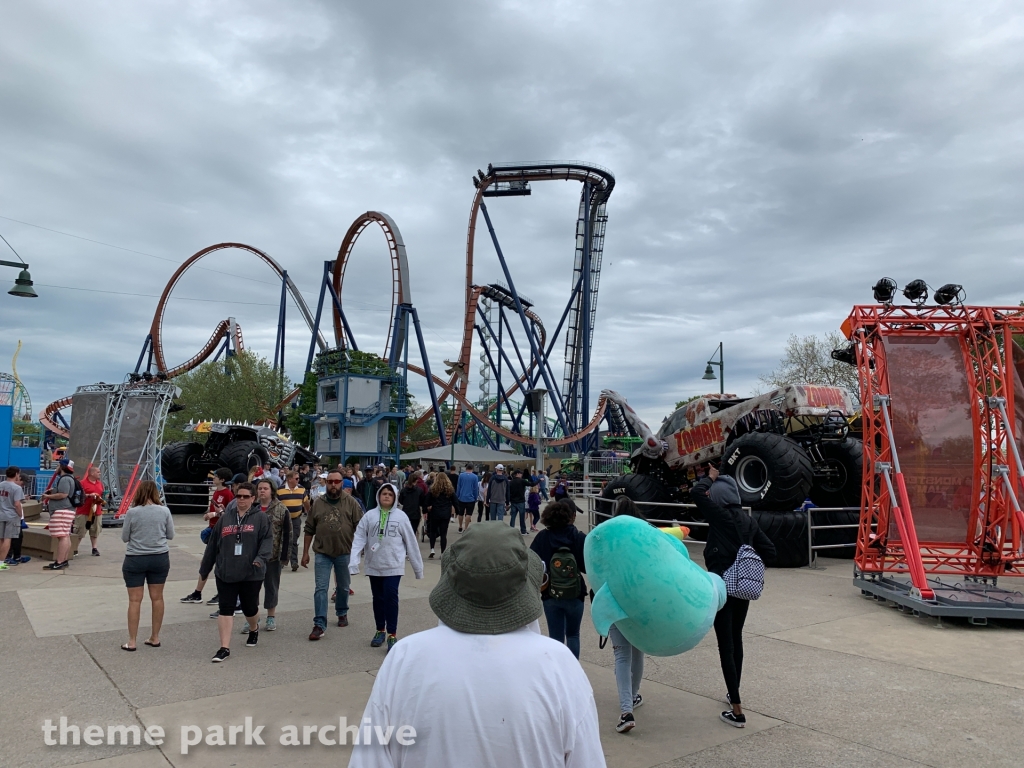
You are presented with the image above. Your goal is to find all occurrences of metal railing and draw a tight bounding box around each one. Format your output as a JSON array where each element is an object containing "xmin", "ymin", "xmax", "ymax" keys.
[
  {"xmin": 162, "ymin": 481, "xmax": 212, "ymax": 512},
  {"xmin": 579, "ymin": 494, "xmax": 709, "ymax": 538},
  {"xmin": 804, "ymin": 506, "xmax": 872, "ymax": 569}
]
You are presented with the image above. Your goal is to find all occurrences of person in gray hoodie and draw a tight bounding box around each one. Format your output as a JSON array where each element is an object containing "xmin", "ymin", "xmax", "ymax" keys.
[
  {"xmin": 486, "ymin": 464, "xmax": 510, "ymax": 521},
  {"xmin": 198, "ymin": 482, "xmax": 273, "ymax": 663},
  {"xmin": 349, "ymin": 483, "xmax": 424, "ymax": 652}
]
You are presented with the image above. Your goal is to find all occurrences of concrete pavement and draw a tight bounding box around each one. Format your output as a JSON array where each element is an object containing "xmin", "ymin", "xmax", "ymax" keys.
[{"xmin": 1, "ymin": 511, "xmax": 1021, "ymax": 767}]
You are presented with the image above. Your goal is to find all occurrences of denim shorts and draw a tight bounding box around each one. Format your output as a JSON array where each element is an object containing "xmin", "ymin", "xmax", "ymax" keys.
[{"xmin": 122, "ymin": 552, "xmax": 170, "ymax": 588}]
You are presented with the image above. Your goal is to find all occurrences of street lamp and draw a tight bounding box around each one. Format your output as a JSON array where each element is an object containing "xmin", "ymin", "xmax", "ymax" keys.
[
  {"xmin": 0, "ymin": 232, "xmax": 37, "ymax": 298},
  {"xmin": 702, "ymin": 342, "xmax": 724, "ymax": 395}
]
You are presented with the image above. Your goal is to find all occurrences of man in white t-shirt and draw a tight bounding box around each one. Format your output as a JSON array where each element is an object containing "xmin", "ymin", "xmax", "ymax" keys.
[{"xmin": 348, "ymin": 523, "xmax": 606, "ymax": 768}]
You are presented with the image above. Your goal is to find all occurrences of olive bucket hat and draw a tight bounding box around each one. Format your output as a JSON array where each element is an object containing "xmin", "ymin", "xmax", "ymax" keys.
[{"xmin": 429, "ymin": 522, "xmax": 544, "ymax": 634}]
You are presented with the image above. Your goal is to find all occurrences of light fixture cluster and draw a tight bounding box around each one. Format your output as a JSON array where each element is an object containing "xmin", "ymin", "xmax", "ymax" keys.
[{"xmin": 871, "ymin": 278, "xmax": 964, "ymax": 307}]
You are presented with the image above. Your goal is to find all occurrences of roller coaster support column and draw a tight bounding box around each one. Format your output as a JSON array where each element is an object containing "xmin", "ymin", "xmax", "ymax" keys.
[
  {"xmin": 479, "ymin": 200, "xmax": 573, "ymax": 440},
  {"xmin": 305, "ymin": 261, "xmax": 360, "ymax": 375},
  {"xmin": 387, "ymin": 303, "xmax": 446, "ymax": 446},
  {"xmin": 580, "ymin": 182, "xmax": 594, "ymax": 452},
  {"xmin": 273, "ymin": 270, "xmax": 288, "ymax": 400},
  {"xmin": 134, "ymin": 335, "xmax": 153, "ymax": 375}
]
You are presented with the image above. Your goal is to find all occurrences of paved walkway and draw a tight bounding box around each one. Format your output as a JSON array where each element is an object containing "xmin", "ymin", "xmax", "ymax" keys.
[{"xmin": 2, "ymin": 511, "xmax": 1022, "ymax": 767}]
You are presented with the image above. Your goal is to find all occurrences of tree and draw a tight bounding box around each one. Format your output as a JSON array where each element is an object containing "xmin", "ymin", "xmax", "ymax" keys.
[
  {"xmin": 164, "ymin": 351, "xmax": 290, "ymax": 443},
  {"xmin": 759, "ymin": 332, "xmax": 858, "ymax": 392},
  {"xmin": 675, "ymin": 395, "xmax": 702, "ymax": 410},
  {"xmin": 284, "ymin": 371, "xmax": 318, "ymax": 448}
]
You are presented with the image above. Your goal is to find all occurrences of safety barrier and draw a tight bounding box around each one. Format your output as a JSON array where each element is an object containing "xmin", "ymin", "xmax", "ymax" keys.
[
  {"xmin": 580, "ymin": 494, "xmax": 709, "ymax": 537},
  {"xmin": 803, "ymin": 506, "xmax": 871, "ymax": 569}
]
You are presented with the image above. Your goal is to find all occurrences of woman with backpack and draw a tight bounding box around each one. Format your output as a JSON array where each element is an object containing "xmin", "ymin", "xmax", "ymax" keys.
[
  {"xmin": 398, "ymin": 474, "xmax": 424, "ymax": 537},
  {"xmin": 692, "ymin": 464, "xmax": 776, "ymax": 728},
  {"xmin": 529, "ymin": 500, "xmax": 587, "ymax": 660},
  {"xmin": 423, "ymin": 472, "xmax": 455, "ymax": 558}
]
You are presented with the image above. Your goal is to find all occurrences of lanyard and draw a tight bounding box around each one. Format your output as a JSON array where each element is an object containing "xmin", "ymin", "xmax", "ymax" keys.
[
  {"xmin": 235, "ymin": 508, "xmax": 250, "ymax": 545},
  {"xmin": 377, "ymin": 508, "xmax": 391, "ymax": 539}
]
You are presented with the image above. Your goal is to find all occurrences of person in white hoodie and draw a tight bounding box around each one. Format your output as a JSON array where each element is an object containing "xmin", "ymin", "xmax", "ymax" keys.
[{"xmin": 349, "ymin": 483, "xmax": 424, "ymax": 652}]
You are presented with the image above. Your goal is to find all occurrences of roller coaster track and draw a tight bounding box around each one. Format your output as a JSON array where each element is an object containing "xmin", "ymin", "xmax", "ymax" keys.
[{"xmin": 40, "ymin": 243, "xmax": 327, "ymax": 438}]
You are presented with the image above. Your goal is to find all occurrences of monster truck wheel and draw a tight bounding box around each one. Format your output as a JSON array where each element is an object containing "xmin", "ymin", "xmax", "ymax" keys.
[
  {"xmin": 750, "ymin": 510, "xmax": 809, "ymax": 568},
  {"xmin": 599, "ymin": 474, "xmax": 671, "ymax": 523},
  {"xmin": 219, "ymin": 440, "xmax": 271, "ymax": 477},
  {"xmin": 722, "ymin": 433, "xmax": 813, "ymax": 511},
  {"xmin": 809, "ymin": 438, "xmax": 863, "ymax": 509},
  {"xmin": 160, "ymin": 442, "xmax": 207, "ymax": 483}
]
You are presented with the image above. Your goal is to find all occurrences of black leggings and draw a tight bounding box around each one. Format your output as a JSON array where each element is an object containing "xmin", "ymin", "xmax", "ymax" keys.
[
  {"xmin": 714, "ymin": 595, "xmax": 750, "ymax": 705},
  {"xmin": 427, "ymin": 518, "xmax": 450, "ymax": 552},
  {"xmin": 476, "ymin": 500, "xmax": 486, "ymax": 522}
]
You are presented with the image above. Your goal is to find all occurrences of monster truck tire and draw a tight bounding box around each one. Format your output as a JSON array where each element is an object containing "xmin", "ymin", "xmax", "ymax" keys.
[
  {"xmin": 722, "ymin": 432, "xmax": 813, "ymax": 511},
  {"xmin": 599, "ymin": 473, "xmax": 671, "ymax": 524},
  {"xmin": 750, "ymin": 509, "xmax": 810, "ymax": 568},
  {"xmin": 160, "ymin": 442, "xmax": 207, "ymax": 483},
  {"xmin": 219, "ymin": 441, "xmax": 271, "ymax": 477},
  {"xmin": 809, "ymin": 438, "xmax": 863, "ymax": 509}
]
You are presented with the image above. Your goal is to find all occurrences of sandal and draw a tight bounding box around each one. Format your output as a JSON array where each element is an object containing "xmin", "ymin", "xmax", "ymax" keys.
[
  {"xmin": 121, "ymin": 643, "xmax": 137, "ymax": 652},
  {"xmin": 144, "ymin": 640, "xmax": 161, "ymax": 648}
]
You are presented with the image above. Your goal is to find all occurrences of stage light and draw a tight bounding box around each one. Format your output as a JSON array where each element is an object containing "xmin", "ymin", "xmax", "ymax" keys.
[
  {"xmin": 933, "ymin": 283, "xmax": 965, "ymax": 306},
  {"xmin": 872, "ymin": 277, "xmax": 896, "ymax": 304},
  {"xmin": 902, "ymin": 279, "xmax": 929, "ymax": 306}
]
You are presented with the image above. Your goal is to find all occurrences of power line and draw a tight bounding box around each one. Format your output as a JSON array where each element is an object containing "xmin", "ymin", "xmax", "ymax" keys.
[
  {"xmin": 0, "ymin": 213, "xmax": 280, "ymax": 287},
  {"xmin": 34, "ymin": 282, "xmax": 282, "ymax": 307}
]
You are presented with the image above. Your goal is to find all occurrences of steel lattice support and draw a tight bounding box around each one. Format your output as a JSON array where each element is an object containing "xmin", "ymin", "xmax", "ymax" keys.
[{"xmin": 847, "ymin": 304, "xmax": 1024, "ymax": 582}]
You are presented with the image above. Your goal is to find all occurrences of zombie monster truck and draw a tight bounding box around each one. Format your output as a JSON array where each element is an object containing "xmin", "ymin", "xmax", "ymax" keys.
[
  {"xmin": 160, "ymin": 421, "xmax": 319, "ymax": 483},
  {"xmin": 599, "ymin": 385, "xmax": 863, "ymax": 566}
]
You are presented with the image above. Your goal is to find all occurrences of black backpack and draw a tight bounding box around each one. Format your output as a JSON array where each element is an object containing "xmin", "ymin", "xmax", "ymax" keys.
[
  {"xmin": 59, "ymin": 474, "xmax": 86, "ymax": 507},
  {"xmin": 547, "ymin": 547, "xmax": 581, "ymax": 600}
]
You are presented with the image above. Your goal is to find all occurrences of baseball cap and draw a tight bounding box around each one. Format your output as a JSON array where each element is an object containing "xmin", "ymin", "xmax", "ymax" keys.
[
  {"xmin": 60, "ymin": 458, "xmax": 74, "ymax": 471},
  {"xmin": 495, "ymin": 463, "xmax": 504, "ymax": 470},
  {"xmin": 342, "ymin": 478, "xmax": 355, "ymax": 489}
]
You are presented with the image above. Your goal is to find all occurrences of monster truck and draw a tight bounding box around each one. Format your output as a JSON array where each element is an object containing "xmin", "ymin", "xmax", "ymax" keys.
[
  {"xmin": 160, "ymin": 421, "xmax": 319, "ymax": 484},
  {"xmin": 598, "ymin": 385, "xmax": 862, "ymax": 567}
]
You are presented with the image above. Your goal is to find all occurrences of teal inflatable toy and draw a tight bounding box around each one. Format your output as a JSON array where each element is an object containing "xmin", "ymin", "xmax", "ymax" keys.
[{"xmin": 585, "ymin": 516, "xmax": 726, "ymax": 656}]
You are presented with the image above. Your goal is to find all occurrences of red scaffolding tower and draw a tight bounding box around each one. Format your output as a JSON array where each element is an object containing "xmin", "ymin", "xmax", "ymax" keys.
[{"xmin": 843, "ymin": 304, "xmax": 1024, "ymax": 621}]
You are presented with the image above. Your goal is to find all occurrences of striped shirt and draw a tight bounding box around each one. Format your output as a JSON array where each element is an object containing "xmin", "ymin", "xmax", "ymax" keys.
[{"xmin": 278, "ymin": 484, "xmax": 308, "ymax": 519}]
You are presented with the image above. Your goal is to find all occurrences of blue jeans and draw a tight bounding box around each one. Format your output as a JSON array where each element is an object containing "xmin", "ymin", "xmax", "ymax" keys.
[
  {"xmin": 314, "ymin": 552, "xmax": 351, "ymax": 629},
  {"xmin": 609, "ymin": 624, "xmax": 644, "ymax": 713},
  {"xmin": 509, "ymin": 502, "xmax": 527, "ymax": 533},
  {"xmin": 489, "ymin": 502, "xmax": 506, "ymax": 521},
  {"xmin": 368, "ymin": 575, "xmax": 402, "ymax": 634},
  {"xmin": 543, "ymin": 598, "xmax": 584, "ymax": 659}
]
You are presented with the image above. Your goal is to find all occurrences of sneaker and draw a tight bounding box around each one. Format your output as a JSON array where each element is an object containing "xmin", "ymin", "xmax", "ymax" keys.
[
  {"xmin": 207, "ymin": 594, "xmax": 220, "ymax": 605},
  {"xmin": 386, "ymin": 634, "xmax": 397, "ymax": 652},
  {"xmin": 309, "ymin": 626, "xmax": 324, "ymax": 641},
  {"xmin": 349, "ymin": 588, "xmax": 354, "ymax": 595},
  {"xmin": 4, "ymin": 559, "xmax": 17, "ymax": 566},
  {"xmin": 370, "ymin": 630, "xmax": 386, "ymax": 648},
  {"xmin": 458, "ymin": 527, "xmax": 463, "ymax": 533},
  {"xmin": 246, "ymin": 629, "xmax": 259, "ymax": 648},
  {"xmin": 331, "ymin": 589, "xmax": 336, "ymax": 601},
  {"xmin": 337, "ymin": 615, "xmax": 348, "ymax": 627},
  {"xmin": 429, "ymin": 549, "xmax": 435, "ymax": 559},
  {"xmin": 92, "ymin": 548, "xmax": 100, "ymax": 556},
  {"xmin": 291, "ymin": 564, "xmax": 299, "ymax": 572},
  {"xmin": 720, "ymin": 710, "xmax": 746, "ymax": 728},
  {"xmin": 43, "ymin": 561, "xmax": 63, "ymax": 570},
  {"xmin": 633, "ymin": 693, "xmax": 644, "ymax": 710},
  {"xmin": 0, "ymin": 563, "xmax": 8, "ymax": 571},
  {"xmin": 211, "ymin": 647, "xmax": 230, "ymax": 663},
  {"xmin": 240, "ymin": 622, "xmax": 259, "ymax": 634},
  {"xmin": 180, "ymin": 591, "xmax": 204, "ymax": 604},
  {"xmin": 615, "ymin": 713, "xmax": 635, "ymax": 733},
  {"xmin": 265, "ymin": 616, "xmax": 277, "ymax": 631},
  {"xmin": 17, "ymin": 556, "xmax": 29, "ymax": 563},
  {"xmin": 209, "ymin": 610, "xmax": 220, "ymax": 619}
]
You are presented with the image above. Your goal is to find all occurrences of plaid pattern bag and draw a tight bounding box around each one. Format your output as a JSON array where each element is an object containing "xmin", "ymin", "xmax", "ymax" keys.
[{"xmin": 722, "ymin": 544, "xmax": 765, "ymax": 601}]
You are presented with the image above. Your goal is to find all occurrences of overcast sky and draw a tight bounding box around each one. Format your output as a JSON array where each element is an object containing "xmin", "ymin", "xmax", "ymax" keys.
[{"xmin": 3, "ymin": 1, "xmax": 1024, "ymax": 435}]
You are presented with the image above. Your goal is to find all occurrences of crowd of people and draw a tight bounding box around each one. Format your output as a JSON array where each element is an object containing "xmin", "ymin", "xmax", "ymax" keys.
[{"xmin": 4, "ymin": 453, "xmax": 777, "ymax": 760}]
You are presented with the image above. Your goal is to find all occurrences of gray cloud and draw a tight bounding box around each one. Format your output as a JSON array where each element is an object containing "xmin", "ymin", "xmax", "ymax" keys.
[{"xmin": 3, "ymin": 0, "xmax": 1024, "ymax": 432}]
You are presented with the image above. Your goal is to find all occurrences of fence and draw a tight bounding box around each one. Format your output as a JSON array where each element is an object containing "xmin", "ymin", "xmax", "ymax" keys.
[
  {"xmin": 580, "ymin": 494, "xmax": 710, "ymax": 538},
  {"xmin": 804, "ymin": 506, "xmax": 871, "ymax": 569},
  {"xmin": 163, "ymin": 482, "xmax": 212, "ymax": 514}
]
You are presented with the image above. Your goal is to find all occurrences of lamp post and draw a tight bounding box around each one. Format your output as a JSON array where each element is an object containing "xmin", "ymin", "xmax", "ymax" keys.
[
  {"xmin": 0, "ymin": 232, "xmax": 38, "ymax": 298},
  {"xmin": 702, "ymin": 342, "xmax": 724, "ymax": 395}
]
